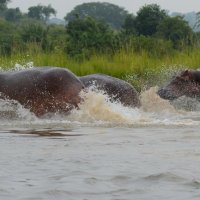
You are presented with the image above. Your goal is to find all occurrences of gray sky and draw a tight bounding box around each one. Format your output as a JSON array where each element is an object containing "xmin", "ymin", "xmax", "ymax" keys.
[{"xmin": 9, "ymin": 0, "xmax": 200, "ymax": 19}]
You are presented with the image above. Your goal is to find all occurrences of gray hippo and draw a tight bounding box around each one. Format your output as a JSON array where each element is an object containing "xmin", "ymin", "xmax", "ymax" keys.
[
  {"xmin": 80, "ymin": 74, "xmax": 140, "ymax": 107},
  {"xmin": 158, "ymin": 69, "xmax": 200, "ymax": 100},
  {"xmin": 0, "ymin": 67, "xmax": 84, "ymax": 117}
]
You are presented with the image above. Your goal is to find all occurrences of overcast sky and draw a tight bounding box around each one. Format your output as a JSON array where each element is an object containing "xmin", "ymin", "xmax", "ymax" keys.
[{"xmin": 9, "ymin": 0, "xmax": 200, "ymax": 19}]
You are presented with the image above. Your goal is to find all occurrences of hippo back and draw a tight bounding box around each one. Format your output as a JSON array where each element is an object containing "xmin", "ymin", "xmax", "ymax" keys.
[
  {"xmin": 0, "ymin": 67, "xmax": 84, "ymax": 116},
  {"xmin": 80, "ymin": 74, "xmax": 140, "ymax": 107}
]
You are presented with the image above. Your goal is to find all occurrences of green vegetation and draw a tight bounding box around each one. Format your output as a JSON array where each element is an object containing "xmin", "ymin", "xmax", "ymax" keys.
[
  {"xmin": 65, "ymin": 2, "xmax": 128, "ymax": 29},
  {"xmin": 1, "ymin": 1, "xmax": 200, "ymax": 90},
  {"xmin": 1, "ymin": 47, "xmax": 200, "ymax": 91}
]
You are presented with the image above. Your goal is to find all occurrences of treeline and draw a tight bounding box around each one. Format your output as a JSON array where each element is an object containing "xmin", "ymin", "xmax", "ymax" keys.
[{"xmin": 0, "ymin": 0, "xmax": 200, "ymax": 60}]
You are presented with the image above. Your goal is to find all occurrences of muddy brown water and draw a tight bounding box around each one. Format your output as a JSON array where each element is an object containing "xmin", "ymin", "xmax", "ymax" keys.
[{"xmin": 1, "ymin": 87, "xmax": 200, "ymax": 200}]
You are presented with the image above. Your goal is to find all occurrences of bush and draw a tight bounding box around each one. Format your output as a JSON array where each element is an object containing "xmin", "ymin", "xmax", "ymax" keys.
[
  {"xmin": 20, "ymin": 21, "xmax": 50, "ymax": 51},
  {"xmin": 0, "ymin": 19, "xmax": 21, "ymax": 55},
  {"xmin": 120, "ymin": 35, "xmax": 174, "ymax": 57},
  {"xmin": 65, "ymin": 16, "xmax": 119, "ymax": 60},
  {"xmin": 156, "ymin": 16, "xmax": 194, "ymax": 49}
]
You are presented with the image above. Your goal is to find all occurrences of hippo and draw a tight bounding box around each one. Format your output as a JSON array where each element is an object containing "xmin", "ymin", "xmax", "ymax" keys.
[
  {"xmin": 158, "ymin": 69, "xmax": 200, "ymax": 100},
  {"xmin": 0, "ymin": 67, "xmax": 84, "ymax": 117},
  {"xmin": 79, "ymin": 74, "xmax": 140, "ymax": 107}
]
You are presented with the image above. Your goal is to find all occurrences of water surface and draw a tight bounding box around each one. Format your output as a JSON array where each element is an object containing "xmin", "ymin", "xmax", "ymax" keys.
[{"xmin": 0, "ymin": 87, "xmax": 200, "ymax": 200}]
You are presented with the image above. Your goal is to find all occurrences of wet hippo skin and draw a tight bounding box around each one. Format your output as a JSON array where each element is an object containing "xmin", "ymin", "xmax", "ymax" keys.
[
  {"xmin": 0, "ymin": 67, "xmax": 84, "ymax": 116},
  {"xmin": 158, "ymin": 69, "xmax": 200, "ymax": 100},
  {"xmin": 80, "ymin": 73, "xmax": 140, "ymax": 107}
]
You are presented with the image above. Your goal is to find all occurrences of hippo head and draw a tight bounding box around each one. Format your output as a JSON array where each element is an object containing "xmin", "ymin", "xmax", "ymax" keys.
[{"xmin": 158, "ymin": 70, "xmax": 200, "ymax": 100}]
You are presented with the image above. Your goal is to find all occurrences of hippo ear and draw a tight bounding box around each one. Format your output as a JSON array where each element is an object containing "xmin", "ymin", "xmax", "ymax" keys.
[{"xmin": 180, "ymin": 70, "xmax": 193, "ymax": 81}]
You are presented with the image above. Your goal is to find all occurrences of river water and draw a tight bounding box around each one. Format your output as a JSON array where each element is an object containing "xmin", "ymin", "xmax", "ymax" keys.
[{"xmin": 1, "ymin": 84, "xmax": 200, "ymax": 200}]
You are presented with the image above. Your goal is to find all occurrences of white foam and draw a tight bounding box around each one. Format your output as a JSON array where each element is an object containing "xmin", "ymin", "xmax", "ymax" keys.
[
  {"xmin": 63, "ymin": 87, "xmax": 200, "ymax": 127},
  {"xmin": 14, "ymin": 62, "xmax": 33, "ymax": 71}
]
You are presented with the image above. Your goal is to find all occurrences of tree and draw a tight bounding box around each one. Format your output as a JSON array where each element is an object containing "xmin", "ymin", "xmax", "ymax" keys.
[
  {"xmin": 66, "ymin": 17, "xmax": 118, "ymax": 59},
  {"xmin": 65, "ymin": 2, "xmax": 128, "ymax": 29},
  {"xmin": 42, "ymin": 4, "xmax": 56, "ymax": 21},
  {"xmin": 0, "ymin": 18, "xmax": 21, "ymax": 55},
  {"xmin": 4, "ymin": 7, "xmax": 22, "ymax": 22},
  {"xmin": 194, "ymin": 11, "xmax": 200, "ymax": 29},
  {"xmin": 20, "ymin": 21, "xmax": 48, "ymax": 51},
  {"xmin": 157, "ymin": 16, "xmax": 193, "ymax": 49},
  {"xmin": 0, "ymin": 0, "xmax": 10, "ymax": 11},
  {"xmin": 0, "ymin": 0, "xmax": 11, "ymax": 3},
  {"xmin": 135, "ymin": 4, "xmax": 167, "ymax": 36},
  {"xmin": 47, "ymin": 24, "xmax": 67, "ymax": 51},
  {"xmin": 28, "ymin": 5, "xmax": 43, "ymax": 20},
  {"xmin": 28, "ymin": 4, "xmax": 56, "ymax": 21},
  {"xmin": 122, "ymin": 14, "xmax": 137, "ymax": 35}
]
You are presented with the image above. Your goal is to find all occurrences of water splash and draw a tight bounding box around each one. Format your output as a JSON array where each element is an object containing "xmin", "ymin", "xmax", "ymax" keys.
[
  {"xmin": 13, "ymin": 62, "xmax": 34, "ymax": 71},
  {"xmin": 65, "ymin": 87, "xmax": 200, "ymax": 127},
  {"xmin": 0, "ymin": 98, "xmax": 37, "ymax": 121},
  {"xmin": 69, "ymin": 89, "xmax": 139, "ymax": 124},
  {"xmin": 0, "ymin": 64, "xmax": 199, "ymax": 128},
  {"xmin": 0, "ymin": 86, "xmax": 200, "ymax": 128},
  {"xmin": 140, "ymin": 87, "xmax": 176, "ymax": 113}
]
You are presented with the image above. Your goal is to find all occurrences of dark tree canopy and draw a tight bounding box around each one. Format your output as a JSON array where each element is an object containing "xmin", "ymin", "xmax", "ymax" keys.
[
  {"xmin": 0, "ymin": 1, "xmax": 197, "ymax": 58},
  {"xmin": 65, "ymin": 2, "xmax": 128, "ymax": 29},
  {"xmin": 4, "ymin": 7, "xmax": 22, "ymax": 22},
  {"xmin": 42, "ymin": 4, "xmax": 57, "ymax": 21},
  {"xmin": 28, "ymin": 4, "xmax": 56, "ymax": 21},
  {"xmin": 66, "ymin": 16, "xmax": 118, "ymax": 59},
  {"xmin": 0, "ymin": 18, "xmax": 20, "ymax": 55},
  {"xmin": 28, "ymin": 5, "xmax": 43, "ymax": 20},
  {"xmin": 135, "ymin": 4, "xmax": 168, "ymax": 36},
  {"xmin": 0, "ymin": 0, "xmax": 11, "ymax": 3},
  {"xmin": 0, "ymin": 0, "xmax": 11, "ymax": 11},
  {"xmin": 194, "ymin": 11, "xmax": 200, "ymax": 29},
  {"xmin": 20, "ymin": 21, "xmax": 47, "ymax": 43},
  {"xmin": 122, "ymin": 14, "xmax": 137, "ymax": 35},
  {"xmin": 157, "ymin": 16, "xmax": 193, "ymax": 48}
]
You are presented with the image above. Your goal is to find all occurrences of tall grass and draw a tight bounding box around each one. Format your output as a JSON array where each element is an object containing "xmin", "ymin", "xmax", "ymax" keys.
[{"xmin": 1, "ymin": 47, "xmax": 200, "ymax": 90}]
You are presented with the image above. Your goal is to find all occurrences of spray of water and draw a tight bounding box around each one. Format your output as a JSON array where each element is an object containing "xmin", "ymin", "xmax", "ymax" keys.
[
  {"xmin": 0, "ymin": 84, "xmax": 199, "ymax": 128},
  {"xmin": 14, "ymin": 62, "xmax": 33, "ymax": 71}
]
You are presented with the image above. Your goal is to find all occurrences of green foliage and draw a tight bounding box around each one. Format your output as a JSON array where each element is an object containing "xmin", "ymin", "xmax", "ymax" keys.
[
  {"xmin": 0, "ymin": 19, "xmax": 21, "ymax": 55},
  {"xmin": 0, "ymin": 0, "xmax": 199, "ymax": 85},
  {"xmin": 28, "ymin": 4, "xmax": 56, "ymax": 21},
  {"xmin": 0, "ymin": 0, "xmax": 10, "ymax": 3},
  {"xmin": 157, "ymin": 16, "xmax": 194, "ymax": 49},
  {"xmin": 20, "ymin": 21, "xmax": 50, "ymax": 51},
  {"xmin": 194, "ymin": 12, "xmax": 200, "ymax": 28},
  {"xmin": 4, "ymin": 7, "xmax": 22, "ymax": 22},
  {"xmin": 42, "ymin": 4, "xmax": 57, "ymax": 21},
  {"xmin": 2, "ymin": 47, "xmax": 200, "ymax": 91},
  {"xmin": 135, "ymin": 4, "xmax": 168, "ymax": 36},
  {"xmin": 20, "ymin": 21, "xmax": 47, "ymax": 43},
  {"xmin": 65, "ymin": 2, "xmax": 128, "ymax": 29},
  {"xmin": 122, "ymin": 14, "xmax": 137, "ymax": 35},
  {"xmin": 28, "ymin": 5, "xmax": 43, "ymax": 20},
  {"xmin": 0, "ymin": 0, "xmax": 10, "ymax": 11},
  {"xmin": 46, "ymin": 24, "xmax": 67, "ymax": 51},
  {"xmin": 171, "ymin": 12, "xmax": 198, "ymax": 32},
  {"xmin": 66, "ymin": 17, "xmax": 119, "ymax": 59},
  {"xmin": 121, "ymin": 35, "xmax": 173, "ymax": 57}
]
